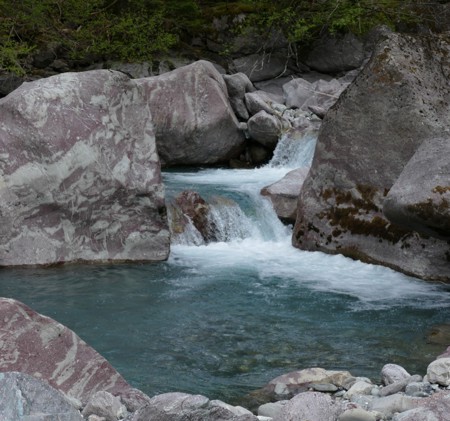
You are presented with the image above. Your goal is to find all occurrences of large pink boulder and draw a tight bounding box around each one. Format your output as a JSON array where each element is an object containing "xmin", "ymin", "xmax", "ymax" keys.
[
  {"xmin": 0, "ymin": 70, "xmax": 169, "ymax": 266},
  {"xmin": 137, "ymin": 60, "xmax": 245, "ymax": 166},
  {"xmin": 0, "ymin": 297, "xmax": 150, "ymax": 411}
]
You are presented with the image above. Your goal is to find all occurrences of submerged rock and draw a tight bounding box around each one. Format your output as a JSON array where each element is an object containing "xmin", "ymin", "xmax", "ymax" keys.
[
  {"xmin": 0, "ymin": 69, "xmax": 169, "ymax": 266},
  {"xmin": 137, "ymin": 60, "xmax": 245, "ymax": 166},
  {"xmin": 292, "ymin": 32, "xmax": 450, "ymax": 281},
  {"xmin": 0, "ymin": 297, "xmax": 150, "ymax": 411}
]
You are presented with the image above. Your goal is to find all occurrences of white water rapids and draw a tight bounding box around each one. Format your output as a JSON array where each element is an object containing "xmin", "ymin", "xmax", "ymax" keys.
[{"xmin": 164, "ymin": 132, "xmax": 450, "ymax": 310}]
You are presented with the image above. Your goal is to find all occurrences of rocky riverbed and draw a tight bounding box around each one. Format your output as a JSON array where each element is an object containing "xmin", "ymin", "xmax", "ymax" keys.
[{"xmin": 1, "ymin": 297, "xmax": 450, "ymax": 420}]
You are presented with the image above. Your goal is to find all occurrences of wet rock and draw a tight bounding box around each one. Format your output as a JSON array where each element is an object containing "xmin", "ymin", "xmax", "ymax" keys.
[
  {"xmin": 272, "ymin": 392, "xmax": 343, "ymax": 421},
  {"xmin": 427, "ymin": 358, "xmax": 450, "ymax": 386},
  {"xmin": 247, "ymin": 110, "xmax": 282, "ymax": 149},
  {"xmin": 261, "ymin": 168, "xmax": 309, "ymax": 224},
  {"xmin": 293, "ymin": 32, "xmax": 450, "ymax": 282},
  {"xmin": 0, "ymin": 69, "xmax": 169, "ymax": 266},
  {"xmin": 0, "ymin": 298, "xmax": 151, "ymax": 412},
  {"xmin": 0, "ymin": 371, "xmax": 83, "ymax": 421},
  {"xmin": 82, "ymin": 391, "xmax": 127, "ymax": 420},
  {"xmin": 136, "ymin": 60, "xmax": 245, "ymax": 166},
  {"xmin": 262, "ymin": 367, "xmax": 353, "ymax": 400}
]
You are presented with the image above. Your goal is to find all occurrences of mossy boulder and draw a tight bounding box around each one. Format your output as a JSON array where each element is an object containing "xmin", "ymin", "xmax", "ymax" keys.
[{"xmin": 292, "ymin": 32, "xmax": 450, "ymax": 281}]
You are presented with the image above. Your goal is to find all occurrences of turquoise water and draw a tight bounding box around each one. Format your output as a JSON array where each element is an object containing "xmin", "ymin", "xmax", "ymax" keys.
[{"xmin": 1, "ymin": 135, "xmax": 449, "ymax": 404}]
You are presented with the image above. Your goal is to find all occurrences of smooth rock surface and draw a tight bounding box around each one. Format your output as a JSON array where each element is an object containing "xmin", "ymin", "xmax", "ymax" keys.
[
  {"xmin": 261, "ymin": 168, "xmax": 309, "ymax": 223},
  {"xmin": 247, "ymin": 110, "xmax": 282, "ymax": 148},
  {"xmin": 0, "ymin": 371, "xmax": 83, "ymax": 421},
  {"xmin": 137, "ymin": 60, "xmax": 245, "ymax": 166},
  {"xmin": 233, "ymin": 53, "xmax": 292, "ymax": 83},
  {"xmin": 0, "ymin": 69, "xmax": 169, "ymax": 266},
  {"xmin": 263, "ymin": 367, "xmax": 353, "ymax": 400},
  {"xmin": 222, "ymin": 72, "xmax": 255, "ymax": 121},
  {"xmin": 383, "ymin": 136, "xmax": 450, "ymax": 240},
  {"xmin": 0, "ymin": 298, "xmax": 150, "ymax": 411},
  {"xmin": 382, "ymin": 364, "xmax": 411, "ymax": 385},
  {"xmin": 293, "ymin": 32, "xmax": 450, "ymax": 281},
  {"xmin": 131, "ymin": 392, "xmax": 258, "ymax": 421},
  {"xmin": 305, "ymin": 33, "xmax": 365, "ymax": 73},
  {"xmin": 272, "ymin": 392, "xmax": 343, "ymax": 421},
  {"xmin": 82, "ymin": 391, "xmax": 127, "ymax": 421},
  {"xmin": 427, "ymin": 358, "xmax": 450, "ymax": 386},
  {"xmin": 338, "ymin": 407, "xmax": 377, "ymax": 421}
]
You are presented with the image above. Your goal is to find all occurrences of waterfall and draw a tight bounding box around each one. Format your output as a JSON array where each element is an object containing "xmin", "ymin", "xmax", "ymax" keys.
[
  {"xmin": 166, "ymin": 130, "xmax": 318, "ymax": 246},
  {"xmin": 268, "ymin": 130, "xmax": 317, "ymax": 169}
]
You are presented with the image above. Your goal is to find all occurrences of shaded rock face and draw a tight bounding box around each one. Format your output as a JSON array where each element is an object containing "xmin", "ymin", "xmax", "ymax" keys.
[
  {"xmin": 0, "ymin": 70, "xmax": 169, "ymax": 266},
  {"xmin": 305, "ymin": 33, "xmax": 366, "ymax": 73},
  {"xmin": 0, "ymin": 371, "xmax": 83, "ymax": 421},
  {"xmin": 293, "ymin": 32, "xmax": 450, "ymax": 281},
  {"xmin": 137, "ymin": 60, "xmax": 245, "ymax": 166},
  {"xmin": 0, "ymin": 297, "xmax": 150, "ymax": 411},
  {"xmin": 383, "ymin": 136, "xmax": 450, "ymax": 240}
]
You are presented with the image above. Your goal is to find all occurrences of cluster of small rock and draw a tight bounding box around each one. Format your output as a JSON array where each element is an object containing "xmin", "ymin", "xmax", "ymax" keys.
[{"xmin": 4, "ymin": 358, "xmax": 450, "ymax": 420}]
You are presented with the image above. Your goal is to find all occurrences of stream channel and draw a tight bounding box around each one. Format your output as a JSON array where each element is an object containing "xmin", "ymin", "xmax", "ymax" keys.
[{"xmin": 1, "ymin": 133, "xmax": 450, "ymax": 404}]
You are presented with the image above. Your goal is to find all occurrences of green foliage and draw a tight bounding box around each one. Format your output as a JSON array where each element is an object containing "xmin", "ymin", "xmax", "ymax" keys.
[{"xmin": 0, "ymin": 0, "xmax": 445, "ymax": 75}]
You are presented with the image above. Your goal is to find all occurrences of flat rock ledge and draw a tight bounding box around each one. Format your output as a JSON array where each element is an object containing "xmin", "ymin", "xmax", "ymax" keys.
[{"xmin": 2, "ymin": 297, "xmax": 450, "ymax": 421}]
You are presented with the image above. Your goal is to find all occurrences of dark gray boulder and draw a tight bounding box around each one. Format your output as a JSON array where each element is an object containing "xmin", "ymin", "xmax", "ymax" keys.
[
  {"xmin": 247, "ymin": 110, "xmax": 282, "ymax": 148},
  {"xmin": 383, "ymin": 136, "xmax": 450, "ymax": 240},
  {"xmin": 293, "ymin": 32, "xmax": 450, "ymax": 281},
  {"xmin": 136, "ymin": 60, "xmax": 245, "ymax": 166},
  {"xmin": 0, "ymin": 297, "xmax": 151, "ymax": 412},
  {"xmin": 232, "ymin": 53, "xmax": 293, "ymax": 83},
  {"xmin": 222, "ymin": 72, "xmax": 256, "ymax": 121},
  {"xmin": 0, "ymin": 371, "xmax": 83, "ymax": 421},
  {"xmin": 305, "ymin": 32, "xmax": 365, "ymax": 73},
  {"xmin": 0, "ymin": 69, "xmax": 169, "ymax": 266}
]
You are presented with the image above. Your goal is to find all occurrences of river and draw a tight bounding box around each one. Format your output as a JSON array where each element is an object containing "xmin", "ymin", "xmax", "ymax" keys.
[{"xmin": 0, "ymin": 133, "xmax": 449, "ymax": 404}]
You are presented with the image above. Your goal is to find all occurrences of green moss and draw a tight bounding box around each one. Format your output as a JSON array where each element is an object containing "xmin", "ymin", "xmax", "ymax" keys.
[
  {"xmin": 319, "ymin": 187, "xmax": 410, "ymax": 244},
  {"xmin": 433, "ymin": 186, "xmax": 450, "ymax": 195}
]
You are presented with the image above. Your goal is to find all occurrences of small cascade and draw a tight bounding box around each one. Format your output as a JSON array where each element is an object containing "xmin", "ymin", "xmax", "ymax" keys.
[
  {"xmin": 268, "ymin": 130, "xmax": 317, "ymax": 169},
  {"xmin": 207, "ymin": 197, "xmax": 253, "ymax": 242},
  {"xmin": 165, "ymin": 129, "xmax": 319, "ymax": 247}
]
